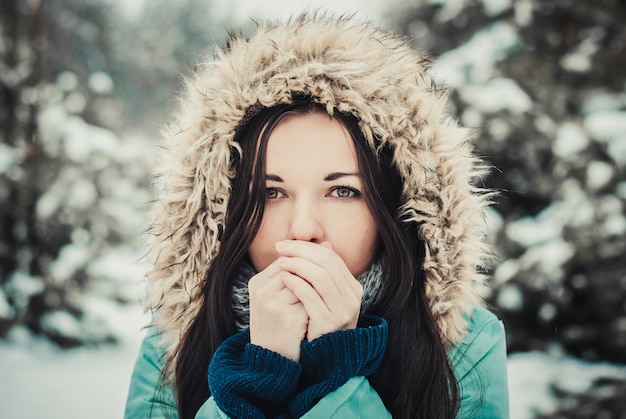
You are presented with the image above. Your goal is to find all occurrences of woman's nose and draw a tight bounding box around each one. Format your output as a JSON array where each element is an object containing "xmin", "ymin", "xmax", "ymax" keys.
[{"xmin": 287, "ymin": 199, "xmax": 323, "ymax": 243}]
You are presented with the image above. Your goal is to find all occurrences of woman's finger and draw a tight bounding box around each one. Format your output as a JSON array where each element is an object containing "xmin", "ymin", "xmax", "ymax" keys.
[{"xmin": 276, "ymin": 240, "xmax": 363, "ymax": 301}]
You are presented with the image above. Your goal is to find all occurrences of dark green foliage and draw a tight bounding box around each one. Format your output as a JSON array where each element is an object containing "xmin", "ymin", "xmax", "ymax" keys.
[{"xmin": 390, "ymin": 0, "xmax": 626, "ymax": 364}]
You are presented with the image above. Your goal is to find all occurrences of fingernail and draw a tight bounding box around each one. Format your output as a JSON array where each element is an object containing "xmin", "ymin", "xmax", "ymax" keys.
[{"xmin": 275, "ymin": 241, "xmax": 286, "ymax": 251}]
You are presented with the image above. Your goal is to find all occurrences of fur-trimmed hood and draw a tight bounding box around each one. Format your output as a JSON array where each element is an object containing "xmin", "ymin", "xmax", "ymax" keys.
[{"xmin": 146, "ymin": 13, "xmax": 490, "ymax": 363}]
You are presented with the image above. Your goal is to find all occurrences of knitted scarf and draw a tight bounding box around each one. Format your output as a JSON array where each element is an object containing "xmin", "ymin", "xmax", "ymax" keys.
[{"xmin": 231, "ymin": 261, "xmax": 383, "ymax": 331}]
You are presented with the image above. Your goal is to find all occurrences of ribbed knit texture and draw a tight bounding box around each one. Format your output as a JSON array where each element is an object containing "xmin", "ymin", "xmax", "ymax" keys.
[
  {"xmin": 207, "ymin": 316, "xmax": 388, "ymax": 418},
  {"xmin": 289, "ymin": 315, "xmax": 388, "ymax": 418},
  {"xmin": 208, "ymin": 330, "xmax": 302, "ymax": 418}
]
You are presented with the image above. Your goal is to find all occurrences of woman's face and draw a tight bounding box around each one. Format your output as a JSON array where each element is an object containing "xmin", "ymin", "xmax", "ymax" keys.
[{"xmin": 248, "ymin": 110, "xmax": 379, "ymax": 276}]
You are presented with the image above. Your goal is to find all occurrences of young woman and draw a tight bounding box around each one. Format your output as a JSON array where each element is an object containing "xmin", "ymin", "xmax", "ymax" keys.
[{"xmin": 125, "ymin": 13, "xmax": 509, "ymax": 419}]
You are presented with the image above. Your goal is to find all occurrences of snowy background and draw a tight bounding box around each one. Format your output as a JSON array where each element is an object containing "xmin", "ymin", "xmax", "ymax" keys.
[{"xmin": 1, "ymin": 0, "xmax": 625, "ymax": 418}]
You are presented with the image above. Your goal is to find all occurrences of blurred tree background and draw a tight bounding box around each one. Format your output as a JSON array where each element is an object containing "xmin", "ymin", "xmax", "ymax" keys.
[
  {"xmin": 0, "ymin": 0, "xmax": 231, "ymax": 347},
  {"xmin": 387, "ymin": 0, "xmax": 626, "ymax": 415},
  {"xmin": 1, "ymin": 0, "xmax": 625, "ymax": 417}
]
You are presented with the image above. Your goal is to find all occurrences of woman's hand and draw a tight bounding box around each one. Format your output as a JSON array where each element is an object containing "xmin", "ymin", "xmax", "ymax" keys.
[
  {"xmin": 275, "ymin": 240, "xmax": 364, "ymax": 341},
  {"xmin": 248, "ymin": 260, "xmax": 309, "ymax": 362}
]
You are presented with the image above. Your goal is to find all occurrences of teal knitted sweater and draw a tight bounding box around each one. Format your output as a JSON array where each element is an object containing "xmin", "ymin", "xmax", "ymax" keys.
[{"xmin": 208, "ymin": 315, "xmax": 388, "ymax": 418}]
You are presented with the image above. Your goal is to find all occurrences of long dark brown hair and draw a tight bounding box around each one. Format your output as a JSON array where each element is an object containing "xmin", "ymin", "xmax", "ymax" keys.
[{"xmin": 167, "ymin": 99, "xmax": 460, "ymax": 418}]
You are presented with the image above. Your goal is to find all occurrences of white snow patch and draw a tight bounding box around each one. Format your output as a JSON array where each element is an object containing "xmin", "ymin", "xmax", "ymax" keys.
[
  {"xmin": 538, "ymin": 303, "xmax": 557, "ymax": 322},
  {"xmin": 506, "ymin": 214, "xmax": 560, "ymax": 248},
  {"xmin": 560, "ymin": 31, "xmax": 601, "ymax": 73},
  {"xmin": 494, "ymin": 259, "xmax": 520, "ymax": 284},
  {"xmin": 586, "ymin": 160, "xmax": 613, "ymax": 191},
  {"xmin": 480, "ymin": 0, "xmax": 512, "ymax": 16},
  {"xmin": 553, "ymin": 121, "xmax": 588, "ymax": 158},
  {"xmin": 0, "ymin": 143, "xmax": 19, "ymax": 174},
  {"xmin": 67, "ymin": 178, "xmax": 99, "ymax": 209},
  {"xmin": 584, "ymin": 111, "xmax": 626, "ymax": 141},
  {"xmin": 603, "ymin": 212, "xmax": 626, "ymax": 236},
  {"xmin": 460, "ymin": 78, "xmax": 532, "ymax": 114},
  {"xmin": 87, "ymin": 247, "xmax": 147, "ymax": 284},
  {"xmin": 0, "ymin": 305, "xmax": 148, "ymax": 419},
  {"xmin": 217, "ymin": 0, "xmax": 386, "ymax": 24},
  {"xmin": 559, "ymin": 181, "xmax": 596, "ymax": 226},
  {"xmin": 513, "ymin": 0, "xmax": 533, "ymax": 26},
  {"xmin": 583, "ymin": 92, "xmax": 626, "ymax": 114},
  {"xmin": 38, "ymin": 105, "xmax": 123, "ymax": 162},
  {"xmin": 584, "ymin": 111, "xmax": 626, "ymax": 166},
  {"xmin": 434, "ymin": 22, "xmax": 521, "ymax": 86},
  {"xmin": 508, "ymin": 350, "xmax": 626, "ymax": 418},
  {"xmin": 497, "ymin": 283, "xmax": 524, "ymax": 310},
  {"xmin": 599, "ymin": 196, "xmax": 626, "ymax": 236},
  {"xmin": 521, "ymin": 237, "xmax": 575, "ymax": 281},
  {"xmin": 6, "ymin": 271, "xmax": 44, "ymax": 310},
  {"xmin": 64, "ymin": 118, "xmax": 121, "ymax": 162},
  {"xmin": 88, "ymin": 71, "xmax": 115, "ymax": 94},
  {"xmin": 49, "ymin": 243, "xmax": 90, "ymax": 283},
  {"xmin": 41, "ymin": 310, "xmax": 83, "ymax": 338},
  {"xmin": 56, "ymin": 71, "xmax": 79, "ymax": 92}
]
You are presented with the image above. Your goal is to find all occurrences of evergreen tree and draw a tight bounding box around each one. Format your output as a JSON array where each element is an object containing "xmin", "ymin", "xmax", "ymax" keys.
[
  {"xmin": 0, "ymin": 0, "xmax": 147, "ymax": 347},
  {"xmin": 389, "ymin": 0, "xmax": 626, "ymax": 415}
]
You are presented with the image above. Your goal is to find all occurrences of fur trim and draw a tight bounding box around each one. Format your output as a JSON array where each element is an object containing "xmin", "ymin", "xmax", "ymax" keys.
[{"xmin": 145, "ymin": 12, "xmax": 491, "ymax": 367}]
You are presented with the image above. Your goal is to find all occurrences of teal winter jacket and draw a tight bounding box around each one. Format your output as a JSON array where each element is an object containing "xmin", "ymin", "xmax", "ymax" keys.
[{"xmin": 124, "ymin": 305, "xmax": 509, "ymax": 418}]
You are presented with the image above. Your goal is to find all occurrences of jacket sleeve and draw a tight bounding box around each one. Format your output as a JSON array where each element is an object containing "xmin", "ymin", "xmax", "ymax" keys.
[
  {"xmin": 299, "ymin": 307, "xmax": 510, "ymax": 419},
  {"xmin": 124, "ymin": 329, "xmax": 228, "ymax": 419},
  {"xmin": 449, "ymin": 306, "xmax": 510, "ymax": 419},
  {"xmin": 208, "ymin": 330, "xmax": 302, "ymax": 418},
  {"xmin": 124, "ymin": 326, "xmax": 391, "ymax": 419},
  {"xmin": 288, "ymin": 315, "xmax": 387, "ymax": 417},
  {"xmin": 301, "ymin": 376, "xmax": 392, "ymax": 418}
]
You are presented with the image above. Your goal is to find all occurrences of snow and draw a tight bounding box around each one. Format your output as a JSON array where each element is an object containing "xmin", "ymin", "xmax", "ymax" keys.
[
  {"xmin": 56, "ymin": 71, "xmax": 79, "ymax": 92},
  {"xmin": 497, "ymin": 283, "xmax": 524, "ymax": 310},
  {"xmin": 506, "ymin": 212, "xmax": 561, "ymax": 248},
  {"xmin": 584, "ymin": 110, "xmax": 626, "ymax": 142},
  {"xmin": 40, "ymin": 310, "xmax": 85, "ymax": 338},
  {"xmin": 553, "ymin": 121, "xmax": 588, "ymax": 158},
  {"xmin": 3, "ymin": 1, "xmax": 623, "ymax": 418},
  {"xmin": 520, "ymin": 237, "xmax": 575, "ymax": 279},
  {"xmin": 584, "ymin": 110, "xmax": 626, "ymax": 167},
  {"xmin": 513, "ymin": 0, "xmax": 533, "ymax": 26},
  {"xmin": 0, "ymin": 306, "xmax": 148, "ymax": 419},
  {"xmin": 433, "ymin": 22, "xmax": 521, "ymax": 86},
  {"xmin": 459, "ymin": 78, "xmax": 532, "ymax": 114},
  {"xmin": 508, "ymin": 350, "xmax": 626, "ymax": 418},
  {"xmin": 88, "ymin": 71, "xmax": 115, "ymax": 94},
  {"xmin": 5, "ymin": 271, "xmax": 44, "ymax": 311},
  {"xmin": 0, "ymin": 143, "xmax": 19, "ymax": 174},
  {"xmin": 479, "ymin": 0, "xmax": 513, "ymax": 16},
  {"xmin": 49, "ymin": 242, "xmax": 90, "ymax": 283},
  {"xmin": 222, "ymin": 0, "xmax": 386, "ymax": 23},
  {"xmin": 2, "ymin": 308, "xmax": 625, "ymax": 419},
  {"xmin": 586, "ymin": 160, "xmax": 613, "ymax": 191}
]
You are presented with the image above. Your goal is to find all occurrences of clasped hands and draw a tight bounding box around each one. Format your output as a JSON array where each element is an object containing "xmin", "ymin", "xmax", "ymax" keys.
[{"xmin": 248, "ymin": 240, "xmax": 364, "ymax": 362}]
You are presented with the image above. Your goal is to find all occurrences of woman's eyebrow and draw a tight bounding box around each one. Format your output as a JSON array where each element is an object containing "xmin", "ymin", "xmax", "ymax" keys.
[
  {"xmin": 324, "ymin": 172, "xmax": 359, "ymax": 181},
  {"xmin": 265, "ymin": 174, "xmax": 283, "ymax": 182}
]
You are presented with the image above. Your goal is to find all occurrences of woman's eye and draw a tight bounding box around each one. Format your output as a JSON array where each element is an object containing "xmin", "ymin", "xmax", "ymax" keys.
[
  {"xmin": 265, "ymin": 188, "xmax": 283, "ymax": 200},
  {"xmin": 330, "ymin": 186, "xmax": 359, "ymax": 199}
]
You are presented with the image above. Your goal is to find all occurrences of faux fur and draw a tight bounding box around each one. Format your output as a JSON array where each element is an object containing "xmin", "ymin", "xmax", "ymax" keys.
[{"xmin": 145, "ymin": 13, "xmax": 492, "ymax": 371}]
